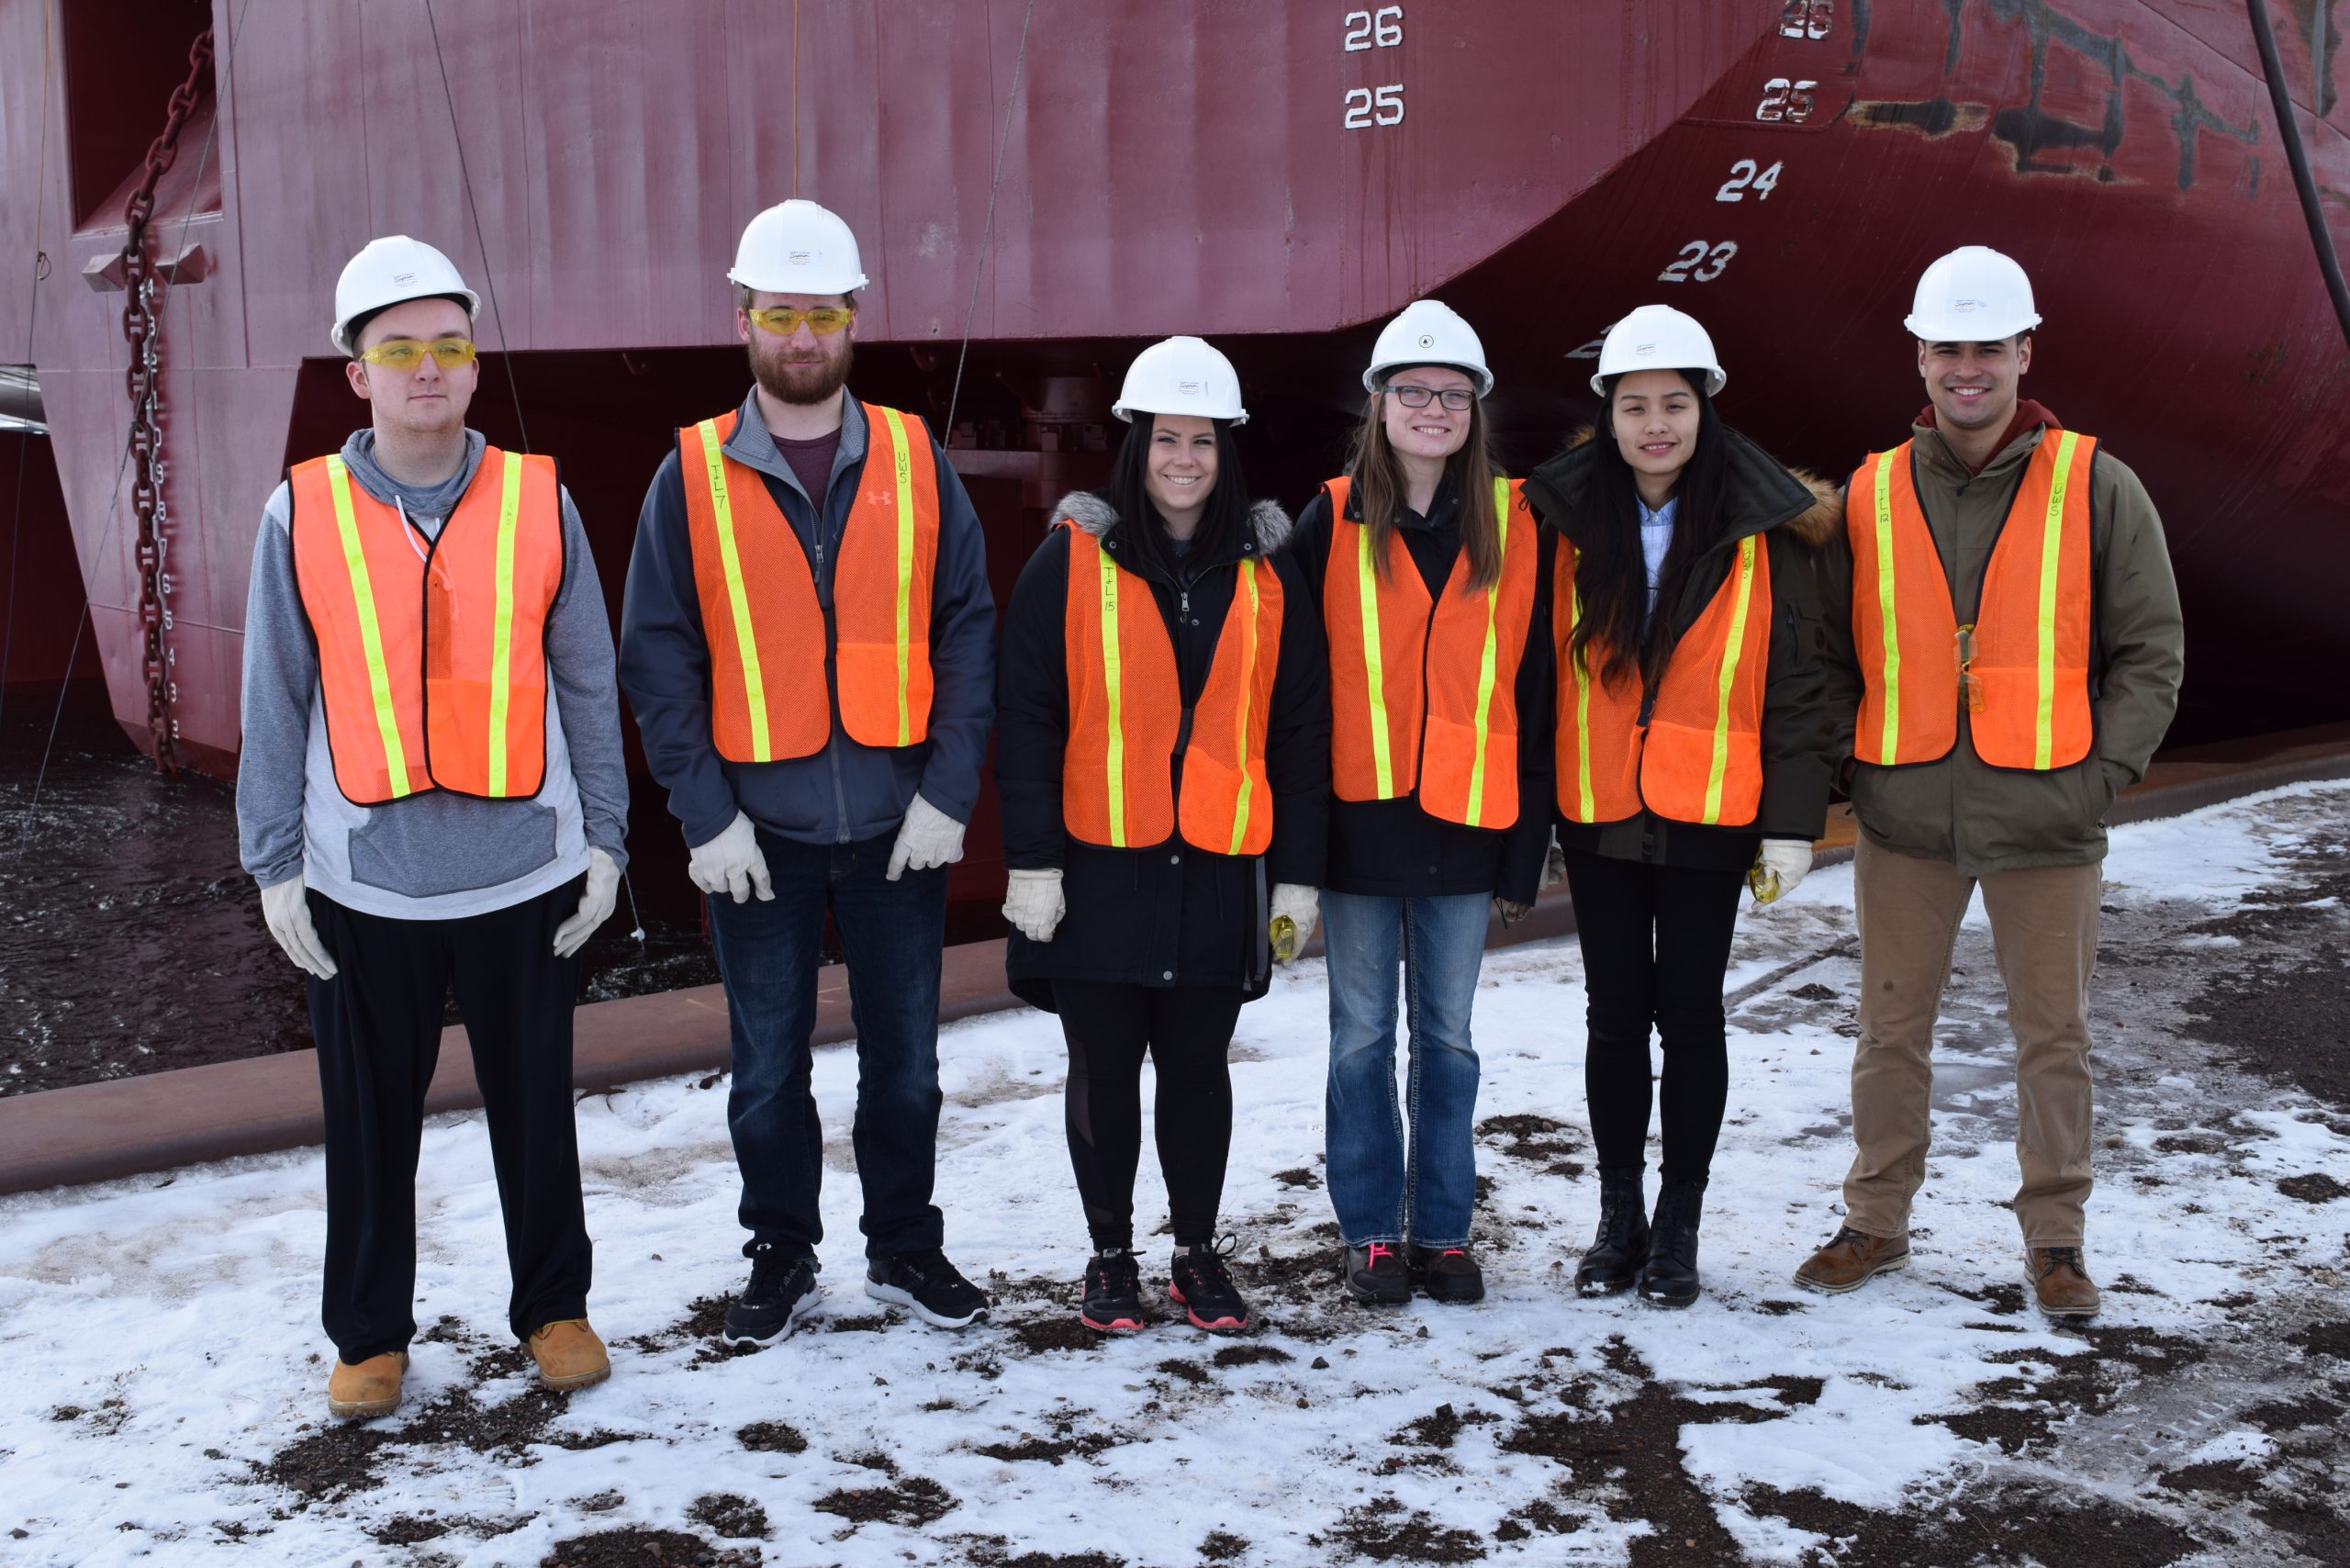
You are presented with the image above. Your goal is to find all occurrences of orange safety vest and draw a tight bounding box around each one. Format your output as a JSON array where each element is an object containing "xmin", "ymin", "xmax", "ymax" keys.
[
  {"xmin": 680, "ymin": 403, "xmax": 939, "ymax": 762},
  {"xmin": 1321, "ymin": 476, "xmax": 1539, "ymax": 828},
  {"xmin": 290, "ymin": 446, "xmax": 563, "ymax": 806},
  {"xmin": 1553, "ymin": 532, "xmax": 1774, "ymax": 826},
  {"xmin": 1061, "ymin": 523, "xmax": 1282, "ymax": 856},
  {"xmin": 1848, "ymin": 431, "xmax": 2095, "ymax": 771}
]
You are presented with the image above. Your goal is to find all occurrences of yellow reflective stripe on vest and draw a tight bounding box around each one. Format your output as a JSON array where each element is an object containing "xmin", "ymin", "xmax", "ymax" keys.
[
  {"xmin": 1460, "ymin": 476, "xmax": 1510, "ymax": 828},
  {"xmin": 696, "ymin": 419, "xmax": 772, "ymax": 760},
  {"xmin": 323, "ymin": 455, "xmax": 413, "ymax": 799},
  {"xmin": 1227, "ymin": 559, "xmax": 1261, "ymax": 856},
  {"xmin": 1096, "ymin": 543, "xmax": 1130, "ymax": 846},
  {"xmin": 1700, "ymin": 536, "xmax": 1761, "ymax": 825},
  {"xmin": 1869, "ymin": 454, "xmax": 1901, "ymax": 767},
  {"xmin": 2033, "ymin": 431, "xmax": 2081, "ymax": 770},
  {"xmin": 485, "ymin": 450, "xmax": 523, "ymax": 796},
  {"xmin": 1569, "ymin": 566, "xmax": 1595, "ymax": 823},
  {"xmin": 878, "ymin": 406, "xmax": 918, "ymax": 746},
  {"xmin": 1353, "ymin": 523, "xmax": 1394, "ymax": 797}
]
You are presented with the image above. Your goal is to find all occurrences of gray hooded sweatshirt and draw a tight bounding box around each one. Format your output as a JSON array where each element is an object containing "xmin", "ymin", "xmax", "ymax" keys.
[{"xmin": 236, "ymin": 429, "xmax": 629, "ymax": 919}]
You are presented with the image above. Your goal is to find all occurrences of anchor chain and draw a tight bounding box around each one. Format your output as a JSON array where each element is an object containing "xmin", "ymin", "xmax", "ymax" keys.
[{"xmin": 119, "ymin": 29, "xmax": 214, "ymax": 772}]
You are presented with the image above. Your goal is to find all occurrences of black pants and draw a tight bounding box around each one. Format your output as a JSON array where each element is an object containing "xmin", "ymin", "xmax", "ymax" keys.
[
  {"xmin": 1051, "ymin": 980, "xmax": 1246, "ymax": 1252},
  {"xmin": 306, "ymin": 877, "xmax": 590, "ymax": 1361},
  {"xmin": 1561, "ymin": 849, "xmax": 1744, "ymax": 1183}
]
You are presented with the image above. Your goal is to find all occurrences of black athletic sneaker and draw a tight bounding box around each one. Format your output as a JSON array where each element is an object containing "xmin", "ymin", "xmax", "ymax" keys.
[
  {"xmin": 1343, "ymin": 1242, "xmax": 1411, "ymax": 1305},
  {"xmin": 1169, "ymin": 1237, "xmax": 1251, "ymax": 1334},
  {"xmin": 1080, "ymin": 1250, "xmax": 1147, "ymax": 1333},
  {"xmin": 1410, "ymin": 1244, "xmax": 1486, "ymax": 1304},
  {"xmin": 866, "ymin": 1248, "xmax": 991, "ymax": 1327},
  {"xmin": 722, "ymin": 1242, "xmax": 821, "ymax": 1345}
]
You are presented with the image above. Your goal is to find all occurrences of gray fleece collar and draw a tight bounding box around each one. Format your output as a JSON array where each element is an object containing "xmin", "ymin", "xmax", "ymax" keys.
[{"xmin": 1051, "ymin": 490, "xmax": 1292, "ymax": 554}]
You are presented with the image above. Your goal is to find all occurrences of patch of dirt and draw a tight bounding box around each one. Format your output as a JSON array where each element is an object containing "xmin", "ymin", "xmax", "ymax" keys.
[
  {"xmin": 1924, "ymin": 1326, "xmax": 2206, "ymax": 1455},
  {"xmin": 809, "ymin": 1476, "xmax": 956, "ymax": 1529},
  {"xmin": 1315, "ymin": 1495, "xmax": 1486, "ymax": 1562},
  {"xmin": 1213, "ymin": 1343, "xmax": 1292, "ymax": 1368},
  {"xmin": 734, "ymin": 1420, "xmax": 806, "ymax": 1454},
  {"xmin": 1393, "ymin": 1403, "xmax": 1501, "ymax": 1450},
  {"xmin": 2277, "ymin": 1170, "xmax": 2350, "ymax": 1203},
  {"xmin": 1155, "ymin": 1358, "xmax": 1211, "ymax": 1386},
  {"xmin": 1012, "ymin": 1314, "xmax": 1105, "ymax": 1354},
  {"xmin": 1743, "ymin": 1479, "xmax": 2202, "ymax": 1567},
  {"xmin": 2182, "ymin": 835, "xmax": 2350, "ymax": 1106},
  {"xmin": 1198, "ymin": 1530, "xmax": 1249, "ymax": 1561},
  {"xmin": 974, "ymin": 1427, "xmax": 1117, "ymax": 1466},
  {"xmin": 2288, "ymin": 1320, "xmax": 2350, "ymax": 1361},
  {"xmin": 540, "ymin": 1527, "xmax": 760, "ymax": 1566},
  {"xmin": 1272, "ymin": 1168, "xmax": 1321, "ymax": 1189},
  {"xmin": 961, "ymin": 1542, "xmax": 1129, "ymax": 1568},
  {"xmin": 686, "ymin": 1495, "xmax": 770, "ymax": 1540}
]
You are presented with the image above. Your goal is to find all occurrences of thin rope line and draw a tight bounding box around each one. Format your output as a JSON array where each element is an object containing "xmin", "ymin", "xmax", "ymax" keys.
[
  {"xmin": 791, "ymin": 0, "xmax": 802, "ymax": 197},
  {"xmin": 943, "ymin": 0, "xmax": 1036, "ymax": 442},
  {"xmin": 0, "ymin": 0, "xmax": 57, "ymax": 736},
  {"xmin": 17, "ymin": 0, "xmax": 252, "ymax": 847},
  {"xmin": 424, "ymin": 0, "xmax": 531, "ymax": 453}
]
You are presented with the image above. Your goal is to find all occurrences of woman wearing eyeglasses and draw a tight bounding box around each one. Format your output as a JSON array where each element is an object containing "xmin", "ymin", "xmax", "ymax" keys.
[
  {"xmin": 1522, "ymin": 305, "xmax": 1841, "ymax": 1308},
  {"xmin": 994, "ymin": 337, "xmax": 1330, "ymax": 1336},
  {"xmin": 1285, "ymin": 301, "xmax": 1552, "ymax": 1308}
]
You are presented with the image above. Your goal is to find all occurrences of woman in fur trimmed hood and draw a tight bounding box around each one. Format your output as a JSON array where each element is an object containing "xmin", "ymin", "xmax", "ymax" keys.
[
  {"xmin": 1520, "ymin": 305, "xmax": 1842, "ymax": 1312},
  {"xmin": 993, "ymin": 337, "xmax": 1329, "ymax": 1338}
]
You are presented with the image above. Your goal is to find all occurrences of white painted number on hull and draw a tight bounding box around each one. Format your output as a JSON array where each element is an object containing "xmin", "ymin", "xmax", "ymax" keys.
[
  {"xmin": 1779, "ymin": 0, "xmax": 1833, "ymax": 39},
  {"xmin": 1715, "ymin": 160, "xmax": 1784, "ymax": 201},
  {"xmin": 1345, "ymin": 85, "xmax": 1405, "ymax": 128},
  {"xmin": 1756, "ymin": 79, "xmax": 1819, "ymax": 122},
  {"xmin": 1343, "ymin": 7, "xmax": 1404, "ymax": 50},
  {"xmin": 1660, "ymin": 241, "xmax": 1738, "ymax": 284}
]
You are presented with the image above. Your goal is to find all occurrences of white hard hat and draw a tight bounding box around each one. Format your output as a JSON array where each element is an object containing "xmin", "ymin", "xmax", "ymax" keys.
[
  {"xmin": 729, "ymin": 199, "xmax": 868, "ymax": 295},
  {"xmin": 1364, "ymin": 299, "xmax": 1493, "ymax": 397},
  {"xmin": 1590, "ymin": 305, "xmax": 1726, "ymax": 397},
  {"xmin": 330, "ymin": 236, "xmax": 479, "ymax": 356},
  {"xmin": 1905, "ymin": 245, "xmax": 2040, "ymax": 341},
  {"xmin": 1112, "ymin": 336, "xmax": 1248, "ymax": 424}
]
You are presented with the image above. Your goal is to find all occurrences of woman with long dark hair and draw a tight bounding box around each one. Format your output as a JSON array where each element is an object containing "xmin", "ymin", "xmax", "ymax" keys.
[
  {"xmin": 1286, "ymin": 301, "xmax": 1551, "ymax": 1308},
  {"xmin": 994, "ymin": 337, "xmax": 1329, "ymax": 1335},
  {"xmin": 1523, "ymin": 306, "xmax": 1840, "ymax": 1307}
]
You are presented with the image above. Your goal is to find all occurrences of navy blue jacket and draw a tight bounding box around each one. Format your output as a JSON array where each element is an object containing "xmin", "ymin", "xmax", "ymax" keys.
[{"xmin": 619, "ymin": 389, "xmax": 996, "ymax": 849}]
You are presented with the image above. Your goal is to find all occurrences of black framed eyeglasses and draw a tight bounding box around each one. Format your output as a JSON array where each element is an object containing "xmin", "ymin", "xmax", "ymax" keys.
[{"xmin": 1385, "ymin": 384, "xmax": 1475, "ymax": 411}]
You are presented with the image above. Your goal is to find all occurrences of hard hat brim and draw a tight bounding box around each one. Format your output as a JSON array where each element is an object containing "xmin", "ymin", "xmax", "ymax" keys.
[
  {"xmin": 1904, "ymin": 311, "xmax": 2042, "ymax": 342},
  {"xmin": 1588, "ymin": 365, "xmax": 1727, "ymax": 398}
]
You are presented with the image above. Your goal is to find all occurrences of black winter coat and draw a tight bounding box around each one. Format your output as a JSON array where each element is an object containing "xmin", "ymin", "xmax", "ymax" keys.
[
  {"xmin": 1286, "ymin": 474, "xmax": 1553, "ymax": 905},
  {"xmin": 995, "ymin": 490, "xmax": 1330, "ymax": 1011},
  {"xmin": 1522, "ymin": 425, "xmax": 1841, "ymax": 874}
]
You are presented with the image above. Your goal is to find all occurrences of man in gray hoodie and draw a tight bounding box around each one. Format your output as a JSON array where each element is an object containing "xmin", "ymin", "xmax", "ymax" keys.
[{"xmin": 237, "ymin": 237, "xmax": 629, "ymax": 1419}]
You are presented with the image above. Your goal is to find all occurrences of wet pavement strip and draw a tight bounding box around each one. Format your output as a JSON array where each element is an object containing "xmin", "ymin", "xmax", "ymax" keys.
[{"xmin": 0, "ymin": 785, "xmax": 2346, "ymax": 1565}]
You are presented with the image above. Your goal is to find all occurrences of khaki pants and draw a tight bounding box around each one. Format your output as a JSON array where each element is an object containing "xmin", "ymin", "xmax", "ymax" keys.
[{"xmin": 1843, "ymin": 837, "xmax": 2100, "ymax": 1247}]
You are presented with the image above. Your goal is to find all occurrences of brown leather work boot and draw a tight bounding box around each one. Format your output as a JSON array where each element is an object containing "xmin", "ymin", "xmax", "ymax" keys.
[
  {"xmin": 1794, "ymin": 1226, "xmax": 1911, "ymax": 1294},
  {"xmin": 325, "ymin": 1350, "xmax": 408, "ymax": 1420},
  {"xmin": 2026, "ymin": 1247, "xmax": 2100, "ymax": 1318},
  {"xmin": 527, "ymin": 1318, "xmax": 611, "ymax": 1391}
]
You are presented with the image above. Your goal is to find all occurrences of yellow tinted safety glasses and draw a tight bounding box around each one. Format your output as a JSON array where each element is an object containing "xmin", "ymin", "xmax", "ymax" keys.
[
  {"xmin": 746, "ymin": 306, "xmax": 855, "ymax": 337},
  {"xmin": 358, "ymin": 337, "xmax": 478, "ymax": 371}
]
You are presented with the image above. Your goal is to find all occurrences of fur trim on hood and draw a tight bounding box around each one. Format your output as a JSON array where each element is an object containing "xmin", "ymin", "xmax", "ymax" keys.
[
  {"xmin": 1049, "ymin": 490, "xmax": 1293, "ymax": 554},
  {"xmin": 1539, "ymin": 426, "xmax": 1840, "ymax": 549}
]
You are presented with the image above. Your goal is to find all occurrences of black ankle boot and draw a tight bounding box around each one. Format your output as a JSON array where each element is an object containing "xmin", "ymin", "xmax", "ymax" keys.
[
  {"xmin": 1638, "ymin": 1176, "xmax": 1706, "ymax": 1307},
  {"xmin": 1575, "ymin": 1167, "xmax": 1649, "ymax": 1297}
]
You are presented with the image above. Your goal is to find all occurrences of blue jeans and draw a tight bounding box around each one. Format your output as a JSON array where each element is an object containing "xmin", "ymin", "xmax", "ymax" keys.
[
  {"xmin": 706, "ymin": 827, "xmax": 948, "ymax": 1259},
  {"xmin": 1322, "ymin": 890, "xmax": 1489, "ymax": 1249}
]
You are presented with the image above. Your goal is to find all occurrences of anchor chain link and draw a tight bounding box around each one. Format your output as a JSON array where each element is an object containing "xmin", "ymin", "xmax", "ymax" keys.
[{"xmin": 119, "ymin": 29, "xmax": 214, "ymax": 772}]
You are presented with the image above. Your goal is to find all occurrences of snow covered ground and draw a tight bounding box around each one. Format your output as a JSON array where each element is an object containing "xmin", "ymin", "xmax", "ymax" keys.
[{"xmin": 4, "ymin": 786, "xmax": 2348, "ymax": 1567}]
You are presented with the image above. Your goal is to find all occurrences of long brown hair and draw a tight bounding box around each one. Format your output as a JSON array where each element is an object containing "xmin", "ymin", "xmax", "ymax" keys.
[{"xmin": 1343, "ymin": 380, "xmax": 1502, "ymax": 592}]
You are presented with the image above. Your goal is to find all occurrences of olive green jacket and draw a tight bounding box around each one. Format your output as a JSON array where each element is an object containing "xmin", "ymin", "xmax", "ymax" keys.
[{"xmin": 1819, "ymin": 413, "xmax": 2185, "ymax": 876}]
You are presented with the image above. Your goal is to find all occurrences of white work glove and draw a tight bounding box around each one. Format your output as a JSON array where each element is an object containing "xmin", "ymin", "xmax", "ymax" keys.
[
  {"xmin": 689, "ymin": 812, "xmax": 774, "ymax": 903},
  {"xmin": 260, "ymin": 875, "xmax": 337, "ymax": 980},
  {"xmin": 553, "ymin": 848, "xmax": 621, "ymax": 958},
  {"xmin": 1748, "ymin": 838, "xmax": 1813, "ymax": 905},
  {"xmin": 1002, "ymin": 868, "xmax": 1066, "ymax": 942},
  {"xmin": 887, "ymin": 793, "xmax": 967, "ymax": 881},
  {"xmin": 1539, "ymin": 834, "xmax": 1566, "ymax": 891},
  {"xmin": 1270, "ymin": 883, "xmax": 1319, "ymax": 962}
]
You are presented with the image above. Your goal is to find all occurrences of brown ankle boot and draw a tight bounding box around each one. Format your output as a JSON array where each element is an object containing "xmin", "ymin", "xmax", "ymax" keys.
[
  {"xmin": 2026, "ymin": 1247, "xmax": 2100, "ymax": 1318},
  {"xmin": 325, "ymin": 1350, "xmax": 408, "ymax": 1419},
  {"xmin": 527, "ymin": 1318, "xmax": 611, "ymax": 1391},
  {"xmin": 1794, "ymin": 1226, "xmax": 1910, "ymax": 1294}
]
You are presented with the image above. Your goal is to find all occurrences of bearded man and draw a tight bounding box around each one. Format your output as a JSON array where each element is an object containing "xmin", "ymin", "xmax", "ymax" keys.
[{"xmin": 618, "ymin": 200, "xmax": 998, "ymax": 1343}]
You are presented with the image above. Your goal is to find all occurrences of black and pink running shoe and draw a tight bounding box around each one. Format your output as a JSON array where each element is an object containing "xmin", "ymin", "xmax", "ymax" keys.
[
  {"xmin": 1169, "ymin": 1238, "xmax": 1253, "ymax": 1334},
  {"xmin": 1080, "ymin": 1250, "xmax": 1147, "ymax": 1333}
]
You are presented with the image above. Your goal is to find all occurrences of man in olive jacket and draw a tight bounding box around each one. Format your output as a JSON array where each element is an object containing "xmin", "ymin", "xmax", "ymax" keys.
[{"xmin": 1798, "ymin": 247, "xmax": 2183, "ymax": 1318}]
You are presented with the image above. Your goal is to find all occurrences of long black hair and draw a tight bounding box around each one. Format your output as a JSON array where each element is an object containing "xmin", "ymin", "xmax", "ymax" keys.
[
  {"xmin": 1565, "ymin": 369, "xmax": 1732, "ymax": 690},
  {"xmin": 1105, "ymin": 413, "xmax": 1251, "ymax": 580}
]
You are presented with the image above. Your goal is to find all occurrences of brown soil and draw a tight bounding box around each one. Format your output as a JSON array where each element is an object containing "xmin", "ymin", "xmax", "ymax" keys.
[
  {"xmin": 1315, "ymin": 1495, "xmax": 1488, "ymax": 1562},
  {"xmin": 684, "ymin": 1494, "xmax": 770, "ymax": 1540},
  {"xmin": 809, "ymin": 1475, "xmax": 957, "ymax": 1529},
  {"xmin": 2183, "ymin": 834, "xmax": 2350, "ymax": 1106},
  {"xmin": 1743, "ymin": 1480, "xmax": 2202, "ymax": 1567},
  {"xmin": 734, "ymin": 1419, "xmax": 806, "ymax": 1454},
  {"xmin": 1923, "ymin": 1325, "xmax": 2205, "ymax": 1455},
  {"xmin": 539, "ymin": 1527, "xmax": 760, "ymax": 1566}
]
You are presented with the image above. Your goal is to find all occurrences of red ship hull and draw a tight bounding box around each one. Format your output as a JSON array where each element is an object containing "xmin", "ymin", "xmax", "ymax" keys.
[{"xmin": 2, "ymin": 0, "xmax": 2344, "ymax": 920}]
